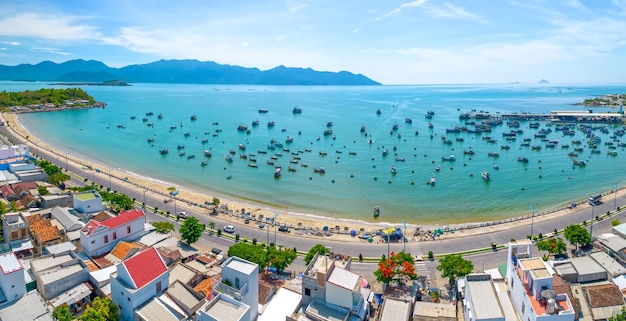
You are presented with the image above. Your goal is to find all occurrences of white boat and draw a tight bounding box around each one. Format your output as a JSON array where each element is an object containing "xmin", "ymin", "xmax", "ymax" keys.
[
  {"xmin": 427, "ymin": 177, "xmax": 436, "ymax": 186},
  {"xmin": 481, "ymin": 171, "xmax": 490, "ymax": 181},
  {"xmin": 493, "ymin": 163, "xmax": 499, "ymax": 170},
  {"xmin": 390, "ymin": 165, "xmax": 397, "ymax": 174},
  {"xmin": 274, "ymin": 166, "xmax": 282, "ymax": 177}
]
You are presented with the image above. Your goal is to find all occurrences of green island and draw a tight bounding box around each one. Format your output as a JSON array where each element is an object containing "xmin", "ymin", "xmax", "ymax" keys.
[
  {"xmin": 578, "ymin": 93, "xmax": 626, "ymax": 107},
  {"xmin": 0, "ymin": 88, "xmax": 104, "ymax": 112},
  {"xmin": 53, "ymin": 79, "xmax": 130, "ymax": 86}
]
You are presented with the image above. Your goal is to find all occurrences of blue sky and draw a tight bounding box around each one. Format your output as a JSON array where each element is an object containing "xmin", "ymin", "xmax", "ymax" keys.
[{"xmin": 0, "ymin": 0, "xmax": 625, "ymax": 84}]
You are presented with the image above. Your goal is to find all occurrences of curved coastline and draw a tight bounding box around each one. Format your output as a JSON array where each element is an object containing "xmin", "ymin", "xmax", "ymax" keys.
[{"xmin": 6, "ymin": 111, "xmax": 626, "ymax": 237}]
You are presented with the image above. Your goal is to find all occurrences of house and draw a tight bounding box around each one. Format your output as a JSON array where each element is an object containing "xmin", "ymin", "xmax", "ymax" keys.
[
  {"xmin": 72, "ymin": 190, "xmax": 104, "ymax": 214},
  {"xmin": 0, "ymin": 290, "xmax": 52, "ymax": 321},
  {"xmin": 154, "ymin": 236, "xmax": 200, "ymax": 266},
  {"xmin": 594, "ymin": 233, "xmax": 626, "ymax": 265},
  {"xmin": 196, "ymin": 290, "xmax": 251, "ymax": 321},
  {"xmin": 301, "ymin": 252, "xmax": 352, "ymax": 306},
  {"xmin": 412, "ymin": 301, "xmax": 456, "ymax": 321},
  {"xmin": 50, "ymin": 207, "xmax": 85, "ymax": 245},
  {"xmin": 39, "ymin": 194, "xmax": 73, "ymax": 209},
  {"xmin": 582, "ymin": 283, "xmax": 625, "ymax": 319},
  {"xmin": 24, "ymin": 214, "xmax": 62, "ymax": 255},
  {"xmin": 80, "ymin": 209, "xmax": 145, "ymax": 257},
  {"xmin": 589, "ymin": 251, "xmax": 626, "ymax": 277},
  {"xmin": 462, "ymin": 274, "xmax": 507, "ymax": 321},
  {"xmin": 553, "ymin": 256, "xmax": 608, "ymax": 283},
  {"xmin": 29, "ymin": 250, "xmax": 90, "ymax": 299},
  {"xmin": 505, "ymin": 240, "xmax": 575, "ymax": 321},
  {"xmin": 0, "ymin": 182, "xmax": 37, "ymax": 201},
  {"xmin": 0, "ymin": 144, "xmax": 29, "ymax": 166},
  {"xmin": 257, "ymin": 287, "xmax": 301, "ymax": 321},
  {"xmin": 377, "ymin": 297, "xmax": 411, "ymax": 321},
  {"xmin": 0, "ymin": 252, "xmax": 26, "ymax": 305},
  {"xmin": 104, "ymin": 241, "xmax": 141, "ymax": 265},
  {"xmin": 111, "ymin": 247, "xmax": 169, "ymax": 321},
  {"xmin": 214, "ymin": 256, "xmax": 259, "ymax": 321},
  {"xmin": 3, "ymin": 212, "xmax": 33, "ymax": 258}
]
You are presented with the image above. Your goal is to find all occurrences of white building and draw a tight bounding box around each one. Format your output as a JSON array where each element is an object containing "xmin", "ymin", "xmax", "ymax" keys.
[
  {"xmin": 80, "ymin": 209, "xmax": 145, "ymax": 257},
  {"xmin": 196, "ymin": 290, "xmax": 251, "ymax": 321},
  {"xmin": 462, "ymin": 273, "xmax": 506, "ymax": 321},
  {"xmin": 325, "ymin": 266, "xmax": 363, "ymax": 312},
  {"xmin": 72, "ymin": 190, "xmax": 104, "ymax": 214},
  {"xmin": 111, "ymin": 247, "xmax": 169, "ymax": 321},
  {"xmin": 0, "ymin": 252, "xmax": 25, "ymax": 305},
  {"xmin": 506, "ymin": 240, "xmax": 575, "ymax": 321},
  {"xmin": 215, "ymin": 256, "xmax": 259, "ymax": 321},
  {"xmin": 0, "ymin": 144, "xmax": 29, "ymax": 162}
]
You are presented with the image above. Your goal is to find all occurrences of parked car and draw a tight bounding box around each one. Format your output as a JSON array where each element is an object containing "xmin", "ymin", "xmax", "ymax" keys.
[
  {"xmin": 224, "ymin": 225, "xmax": 235, "ymax": 233},
  {"xmin": 278, "ymin": 225, "xmax": 289, "ymax": 232},
  {"xmin": 176, "ymin": 211, "xmax": 188, "ymax": 219},
  {"xmin": 244, "ymin": 219, "xmax": 250, "ymax": 224},
  {"xmin": 259, "ymin": 223, "xmax": 265, "ymax": 229}
]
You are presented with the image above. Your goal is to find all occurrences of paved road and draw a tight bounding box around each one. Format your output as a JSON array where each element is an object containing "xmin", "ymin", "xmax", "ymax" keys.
[{"xmin": 1, "ymin": 116, "xmax": 624, "ymax": 273}]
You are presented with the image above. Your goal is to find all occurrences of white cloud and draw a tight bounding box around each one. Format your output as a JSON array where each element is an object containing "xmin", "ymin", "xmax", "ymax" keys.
[
  {"xmin": 376, "ymin": 0, "xmax": 485, "ymax": 23},
  {"xmin": 352, "ymin": 28, "xmax": 360, "ymax": 33},
  {"xmin": 286, "ymin": 3, "xmax": 309, "ymax": 13},
  {"xmin": 0, "ymin": 13, "xmax": 99, "ymax": 41},
  {"xmin": 30, "ymin": 47, "xmax": 71, "ymax": 56},
  {"xmin": 2, "ymin": 41, "xmax": 20, "ymax": 46},
  {"xmin": 376, "ymin": 0, "xmax": 426, "ymax": 21},
  {"xmin": 242, "ymin": 42, "xmax": 249, "ymax": 47},
  {"xmin": 0, "ymin": 48, "xmax": 6, "ymax": 51}
]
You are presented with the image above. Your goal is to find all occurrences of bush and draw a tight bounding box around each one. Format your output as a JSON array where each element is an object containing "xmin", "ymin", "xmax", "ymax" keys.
[
  {"xmin": 510, "ymin": 238, "xmax": 516, "ymax": 242},
  {"xmin": 538, "ymin": 233, "xmax": 543, "ymax": 240},
  {"xmin": 428, "ymin": 251, "xmax": 434, "ymax": 260},
  {"xmin": 612, "ymin": 219, "xmax": 620, "ymax": 227},
  {"xmin": 554, "ymin": 228, "xmax": 558, "ymax": 236},
  {"xmin": 261, "ymin": 242, "xmax": 266, "ymax": 247},
  {"xmin": 270, "ymin": 242, "xmax": 275, "ymax": 247},
  {"xmin": 217, "ymin": 229, "xmax": 222, "ymax": 236},
  {"xmin": 583, "ymin": 220, "xmax": 588, "ymax": 226},
  {"xmin": 359, "ymin": 253, "xmax": 363, "ymax": 262},
  {"xmin": 252, "ymin": 238, "xmax": 257, "ymax": 245},
  {"xmin": 235, "ymin": 234, "xmax": 240, "ymax": 241},
  {"xmin": 243, "ymin": 238, "xmax": 248, "ymax": 243}
]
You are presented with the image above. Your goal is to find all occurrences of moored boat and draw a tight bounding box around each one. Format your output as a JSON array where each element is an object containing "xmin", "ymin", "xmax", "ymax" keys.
[
  {"xmin": 274, "ymin": 166, "xmax": 282, "ymax": 177},
  {"xmin": 442, "ymin": 155, "xmax": 456, "ymax": 161},
  {"xmin": 292, "ymin": 106, "xmax": 302, "ymax": 114},
  {"xmin": 481, "ymin": 171, "xmax": 490, "ymax": 181},
  {"xmin": 427, "ymin": 177, "xmax": 436, "ymax": 186},
  {"xmin": 572, "ymin": 159, "xmax": 586, "ymax": 166},
  {"xmin": 258, "ymin": 108, "xmax": 269, "ymax": 113},
  {"xmin": 373, "ymin": 206, "xmax": 381, "ymax": 217}
]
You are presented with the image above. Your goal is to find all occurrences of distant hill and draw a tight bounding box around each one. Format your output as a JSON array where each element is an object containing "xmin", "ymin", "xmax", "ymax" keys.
[
  {"xmin": 0, "ymin": 59, "xmax": 381, "ymax": 86},
  {"xmin": 538, "ymin": 79, "xmax": 549, "ymax": 84}
]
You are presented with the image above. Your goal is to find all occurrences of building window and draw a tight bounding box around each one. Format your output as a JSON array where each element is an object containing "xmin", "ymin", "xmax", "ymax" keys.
[
  {"xmin": 127, "ymin": 297, "xmax": 130, "ymax": 302},
  {"xmin": 156, "ymin": 281, "xmax": 162, "ymax": 293},
  {"xmin": 305, "ymin": 288, "xmax": 311, "ymax": 296},
  {"xmin": 104, "ymin": 235, "xmax": 109, "ymax": 243},
  {"xmin": 113, "ymin": 232, "xmax": 117, "ymax": 240},
  {"xmin": 127, "ymin": 226, "xmax": 131, "ymax": 234},
  {"xmin": 522, "ymin": 302, "xmax": 525, "ymax": 314},
  {"xmin": 235, "ymin": 277, "xmax": 240, "ymax": 289}
]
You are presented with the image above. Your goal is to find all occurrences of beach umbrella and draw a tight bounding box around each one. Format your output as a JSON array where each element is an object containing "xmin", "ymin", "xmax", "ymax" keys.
[
  {"xmin": 368, "ymin": 237, "xmax": 374, "ymax": 243},
  {"xmin": 350, "ymin": 230, "xmax": 357, "ymax": 237},
  {"xmin": 541, "ymin": 289, "xmax": 557, "ymax": 299}
]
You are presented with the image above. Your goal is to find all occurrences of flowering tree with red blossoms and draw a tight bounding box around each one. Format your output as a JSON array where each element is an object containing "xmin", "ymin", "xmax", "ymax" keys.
[{"xmin": 373, "ymin": 251, "xmax": 418, "ymax": 285}]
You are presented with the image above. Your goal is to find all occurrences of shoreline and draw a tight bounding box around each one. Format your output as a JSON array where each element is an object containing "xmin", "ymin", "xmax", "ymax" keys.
[{"xmin": 5, "ymin": 111, "xmax": 626, "ymax": 241}]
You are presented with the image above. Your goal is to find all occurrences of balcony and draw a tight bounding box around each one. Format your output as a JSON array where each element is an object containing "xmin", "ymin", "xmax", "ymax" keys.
[{"xmin": 215, "ymin": 281, "xmax": 248, "ymax": 301}]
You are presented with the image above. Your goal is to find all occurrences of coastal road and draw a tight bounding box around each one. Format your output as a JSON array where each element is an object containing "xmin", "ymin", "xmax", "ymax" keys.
[{"xmin": 1, "ymin": 117, "xmax": 625, "ymax": 267}]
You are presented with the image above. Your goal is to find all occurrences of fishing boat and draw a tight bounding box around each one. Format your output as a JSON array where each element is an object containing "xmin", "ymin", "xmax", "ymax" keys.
[
  {"xmin": 146, "ymin": 112, "xmax": 154, "ymax": 116},
  {"xmin": 258, "ymin": 108, "xmax": 269, "ymax": 113},
  {"xmin": 158, "ymin": 113, "xmax": 163, "ymax": 119},
  {"xmin": 428, "ymin": 123, "xmax": 434, "ymax": 129},
  {"xmin": 130, "ymin": 116, "xmax": 136, "ymax": 120},
  {"xmin": 314, "ymin": 167, "xmax": 326, "ymax": 174},
  {"xmin": 201, "ymin": 139, "xmax": 208, "ymax": 144},
  {"xmin": 572, "ymin": 159, "xmax": 586, "ymax": 166},
  {"xmin": 225, "ymin": 155, "xmax": 233, "ymax": 162},
  {"xmin": 463, "ymin": 150, "xmax": 475, "ymax": 155},
  {"xmin": 184, "ymin": 132, "xmax": 190, "ymax": 137},
  {"xmin": 435, "ymin": 165, "xmax": 440, "ymax": 172},
  {"xmin": 376, "ymin": 109, "xmax": 381, "ymax": 115},
  {"xmin": 481, "ymin": 171, "xmax": 490, "ymax": 181},
  {"xmin": 390, "ymin": 165, "xmax": 397, "ymax": 174},
  {"xmin": 178, "ymin": 151, "xmax": 185, "ymax": 156},
  {"xmin": 373, "ymin": 206, "xmax": 381, "ymax": 217},
  {"xmin": 248, "ymin": 163, "xmax": 258, "ymax": 168},
  {"xmin": 323, "ymin": 129, "xmax": 333, "ymax": 136},
  {"xmin": 517, "ymin": 157, "xmax": 529, "ymax": 163},
  {"xmin": 395, "ymin": 157, "xmax": 405, "ymax": 162},
  {"xmin": 204, "ymin": 150, "xmax": 212, "ymax": 157},
  {"xmin": 191, "ymin": 115, "xmax": 197, "ymax": 120},
  {"xmin": 442, "ymin": 155, "xmax": 456, "ymax": 161},
  {"xmin": 427, "ymin": 177, "xmax": 436, "ymax": 186},
  {"xmin": 292, "ymin": 106, "xmax": 302, "ymax": 114},
  {"xmin": 147, "ymin": 138, "xmax": 154, "ymax": 143},
  {"xmin": 493, "ymin": 163, "xmax": 499, "ymax": 170},
  {"xmin": 274, "ymin": 166, "xmax": 282, "ymax": 177},
  {"xmin": 405, "ymin": 118, "xmax": 412, "ymax": 124},
  {"xmin": 239, "ymin": 144, "xmax": 246, "ymax": 150},
  {"xmin": 360, "ymin": 125, "xmax": 366, "ymax": 132},
  {"xmin": 187, "ymin": 154, "xmax": 195, "ymax": 159},
  {"xmin": 200, "ymin": 161, "xmax": 208, "ymax": 167},
  {"xmin": 177, "ymin": 145, "xmax": 185, "ymax": 150},
  {"xmin": 159, "ymin": 148, "xmax": 168, "ymax": 155},
  {"xmin": 237, "ymin": 125, "xmax": 248, "ymax": 131},
  {"xmin": 267, "ymin": 121, "xmax": 275, "ymax": 127},
  {"xmin": 487, "ymin": 151, "xmax": 499, "ymax": 157}
]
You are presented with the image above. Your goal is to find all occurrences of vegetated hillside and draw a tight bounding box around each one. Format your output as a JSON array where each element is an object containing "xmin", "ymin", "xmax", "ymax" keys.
[
  {"xmin": 0, "ymin": 59, "xmax": 381, "ymax": 85},
  {"xmin": 0, "ymin": 88, "xmax": 95, "ymax": 107}
]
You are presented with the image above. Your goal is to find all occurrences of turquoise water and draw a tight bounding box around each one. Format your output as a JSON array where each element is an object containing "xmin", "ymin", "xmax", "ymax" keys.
[{"xmin": 5, "ymin": 81, "xmax": 626, "ymax": 224}]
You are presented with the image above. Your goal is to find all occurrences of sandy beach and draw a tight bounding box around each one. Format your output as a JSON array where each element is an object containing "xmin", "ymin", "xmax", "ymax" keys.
[{"xmin": 3, "ymin": 111, "xmax": 625, "ymax": 243}]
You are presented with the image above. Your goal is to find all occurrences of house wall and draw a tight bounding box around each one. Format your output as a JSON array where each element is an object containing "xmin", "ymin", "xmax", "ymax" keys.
[
  {"xmin": 73, "ymin": 194, "xmax": 104, "ymax": 214},
  {"xmin": 325, "ymin": 282, "xmax": 352, "ymax": 310},
  {"xmin": 111, "ymin": 272, "xmax": 169, "ymax": 321},
  {"xmin": 0, "ymin": 268, "xmax": 25, "ymax": 302},
  {"xmin": 222, "ymin": 261, "xmax": 258, "ymax": 321},
  {"xmin": 40, "ymin": 195, "xmax": 73, "ymax": 209},
  {"xmin": 36, "ymin": 263, "xmax": 89, "ymax": 300},
  {"xmin": 3, "ymin": 213, "xmax": 29, "ymax": 243},
  {"xmin": 80, "ymin": 218, "xmax": 145, "ymax": 257},
  {"xmin": 301, "ymin": 274, "xmax": 325, "ymax": 306}
]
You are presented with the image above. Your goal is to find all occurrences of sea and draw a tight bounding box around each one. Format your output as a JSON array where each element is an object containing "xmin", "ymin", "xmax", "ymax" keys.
[{"xmin": 4, "ymin": 81, "xmax": 626, "ymax": 225}]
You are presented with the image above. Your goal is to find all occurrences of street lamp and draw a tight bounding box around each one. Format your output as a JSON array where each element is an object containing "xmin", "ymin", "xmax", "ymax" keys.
[
  {"xmin": 108, "ymin": 168, "xmax": 112, "ymax": 190},
  {"xmin": 143, "ymin": 190, "xmax": 146, "ymax": 208},
  {"xmin": 529, "ymin": 204, "xmax": 537, "ymax": 241},
  {"xmin": 614, "ymin": 184, "xmax": 619, "ymax": 212},
  {"xmin": 273, "ymin": 212, "xmax": 278, "ymax": 247},
  {"xmin": 589, "ymin": 204, "xmax": 595, "ymax": 243}
]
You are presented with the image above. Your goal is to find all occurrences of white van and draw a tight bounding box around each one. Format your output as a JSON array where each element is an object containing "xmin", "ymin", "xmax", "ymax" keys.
[{"xmin": 224, "ymin": 225, "xmax": 235, "ymax": 233}]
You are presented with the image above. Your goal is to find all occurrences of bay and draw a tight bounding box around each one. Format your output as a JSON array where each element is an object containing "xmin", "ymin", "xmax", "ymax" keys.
[{"xmin": 5, "ymin": 81, "xmax": 626, "ymax": 224}]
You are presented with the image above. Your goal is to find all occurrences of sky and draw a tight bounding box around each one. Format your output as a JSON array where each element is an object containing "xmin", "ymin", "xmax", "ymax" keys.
[{"xmin": 0, "ymin": 0, "xmax": 626, "ymax": 85}]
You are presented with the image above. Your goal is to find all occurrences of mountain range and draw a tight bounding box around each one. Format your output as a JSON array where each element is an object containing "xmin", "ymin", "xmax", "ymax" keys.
[{"xmin": 0, "ymin": 59, "xmax": 381, "ymax": 86}]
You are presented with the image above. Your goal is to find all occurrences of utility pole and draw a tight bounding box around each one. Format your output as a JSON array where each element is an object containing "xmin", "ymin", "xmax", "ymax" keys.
[{"xmin": 529, "ymin": 204, "xmax": 537, "ymax": 241}]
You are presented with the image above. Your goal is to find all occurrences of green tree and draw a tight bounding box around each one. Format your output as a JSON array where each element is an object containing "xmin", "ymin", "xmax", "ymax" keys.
[
  {"xmin": 612, "ymin": 219, "xmax": 620, "ymax": 227},
  {"xmin": 208, "ymin": 221, "xmax": 216, "ymax": 230},
  {"xmin": 373, "ymin": 251, "xmax": 418, "ymax": 285},
  {"xmin": 0, "ymin": 201, "xmax": 7, "ymax": 215},
  {"xmin": 436, "ymin": 254, "xmax": 474, "ymax": 285},
  {"xmin": 212, "ymin": 197, "xmax": 220, "ymax": 206},
  {"xmin": 609, "ymin": 307, "xmax": 626, "ymax": 321},
  {"xmin": 179, "ymin": 216, "xmax": 205, "ymax": 245},
  {"xmin": 563, "ymin": 224, "xmax": 592, "ymax": 254},
  {"xmin": 9, "ymin": 201, "xmax": 18, "ymax": 212},
  {"xmin": 228, "ymin": 242, "xmax": 268, "ymax": 269},
  {"xmin": 536, "ymin": 237, "xmax": 567, "ymax": 256},
  {"xmin": 80, "ymin": 297, "xmax": 118, "ymax": 321},
  {"xmin": 266, "ymin": 246, "xmax": 297, "ymax": 272},
  {"xmin": 152, "ymin": 221, "xmax": 175, "ymax": 234},
  {"xmin": 48, "ymin": 172, "xmax": 71, "ymax": 186},
  {"xmin": 52, "ymin": 304, "xmax": 73, "ymax": 321},
  {"xmin": 304, "ymin": 244, "xmax": 330, "ymax": 265},
  {"xmin": 38, "ymin": 185, "xmax": 50, "ymax": 196}
]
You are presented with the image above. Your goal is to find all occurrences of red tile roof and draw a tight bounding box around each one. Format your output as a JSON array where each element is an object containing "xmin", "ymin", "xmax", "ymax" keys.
[
  {"xmin": 101, "ymin": 209, "xmax": 144, "ymax": 229},
  {"xmin": 122, "ymin": 247, "xmax": 167, "ymax": 289},
  {"xmin": 81, "ymin": 209, "xmax": 144, "ymax": 236}
]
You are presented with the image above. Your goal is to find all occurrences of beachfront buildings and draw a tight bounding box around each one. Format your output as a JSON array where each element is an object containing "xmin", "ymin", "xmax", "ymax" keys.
[
  {"xmin": 0, "ymin": 144, "xmax": 29, "ymax": 169},
  {"xmin": 111, "ymin": 247, "xmax": 170, "ymax": 321},
  {"xmin": 0, "ymin": 252, "xmax": 25, "ymax": 305},
  {"xmin": 211, "ymin": 256, "xmax": 259, "ymax": 321},
  {"xmin": 80, "ymin": 208, "xmax": 145, "ymax": 257}
]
